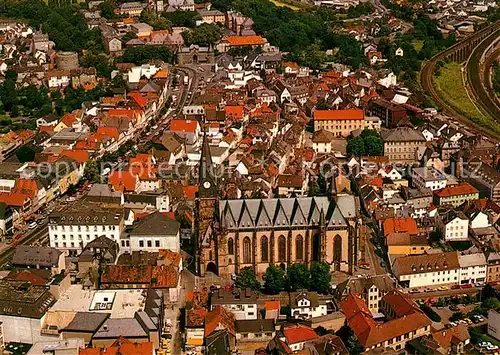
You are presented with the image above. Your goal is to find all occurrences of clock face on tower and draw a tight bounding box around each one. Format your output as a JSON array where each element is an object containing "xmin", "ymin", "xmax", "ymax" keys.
[{"xmin": 203, "ymin": 181, "xmax": 211, "ymax": 189}]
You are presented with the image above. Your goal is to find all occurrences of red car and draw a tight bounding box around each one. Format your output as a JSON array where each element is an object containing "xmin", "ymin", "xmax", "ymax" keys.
[{"xmin": 461, "ymin": 284, "xmax": 473, "ymax": 289}]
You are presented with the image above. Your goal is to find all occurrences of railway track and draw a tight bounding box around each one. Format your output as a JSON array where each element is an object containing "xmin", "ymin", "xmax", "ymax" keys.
[{"xmin": 420, "ymin": 21, "xmax": 500, "ymax": 141}]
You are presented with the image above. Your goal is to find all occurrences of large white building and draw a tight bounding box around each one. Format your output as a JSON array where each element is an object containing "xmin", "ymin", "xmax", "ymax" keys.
[
  {"xmin": 412, "ymin": 167, "xmax": 447, "ymax": 192},
  {"xmin": 48, "ymin": 203, "xmax": 130, "ymax": 256},
  {"xmin": 437, "ymin": 210, "xmax": 469, "ymax": 242},
  {"xmin": 211, "ymin": 288, "xmax": 258, "ymax": 320},
  {"xmin": 393, "ymin": 251, "xmax": 460, "ymax": 288},
  {"xmin": 458, "ymin": 253, "xmax": 487, "ymax": 285},
  {"xmin": 127, "ymin": 211, "xmax": 180, "ymax": 253}
]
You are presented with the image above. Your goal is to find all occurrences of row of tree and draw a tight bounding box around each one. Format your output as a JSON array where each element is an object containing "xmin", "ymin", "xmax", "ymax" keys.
[{"xmin": 235, "ymin": 262, "xmax": 332, "ymax": 294}]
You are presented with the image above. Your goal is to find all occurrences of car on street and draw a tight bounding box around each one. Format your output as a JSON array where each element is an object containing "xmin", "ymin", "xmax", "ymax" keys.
[
  {"xmin": 461, "ymin": 283, "xmax": 473, "ymax": 289},
  {"xmin": 438, "ymin": 286, "xmax": 448, "ymax": 291},
  {"xmin": 28, "ymin": 221, "xmax": 37, "ymax": 229}
]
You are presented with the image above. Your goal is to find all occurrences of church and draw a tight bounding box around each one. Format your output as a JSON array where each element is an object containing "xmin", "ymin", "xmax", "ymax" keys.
[{"xmin": 195, "ymin": 136, "xmax": 360, "ymax": 278}]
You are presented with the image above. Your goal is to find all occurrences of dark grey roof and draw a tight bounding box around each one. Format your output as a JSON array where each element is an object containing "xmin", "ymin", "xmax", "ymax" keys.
[
  {"xmin": 220, "ymin": 197, "xmax": 347, "ymax": 230},
  {"xmin": 290, "ymin": 291, "xmax": 320, "ymax": 308},
  {"xmin": 129, "ymin": 211, "xmax": 180, "ymax": 236},
  {"xmin": 235, "ymin": 319, "xmax": 274, "ymax": 333},
  {"xmin": 124, "ymin": 193, "xmax": 157, "ymax": 204},
  {"xmin": 12, "ymin": 246, "xmax": 62, "ymax": 267},
  {"xmin": 0, "ymin": 280, "xmax": 55, "ymax": 318},
  {"xmin": 93, "ymin": 317, "xmax": 148, "ymax": 338},
  {"xmin": 49, "ymin": 202, "xmax": 125, "ymax": 226},
  {"xmin": 336, "ymin": 274, "xmax": 395, "ymax": 297},
  {"xmin": 63, "ymin": 312, "xmax": 109, "ymax": 332},
  {"xmin": 211, "ymin": 288, "xmax": 259, "ymax": 305},
  {"xmin": 380, "ymin": 127, "xmax": 426, "ymax": 142}
]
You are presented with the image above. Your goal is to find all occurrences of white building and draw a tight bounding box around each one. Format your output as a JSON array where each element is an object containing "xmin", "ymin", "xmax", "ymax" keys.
[
  {"xmin": 128, "ymin": 211, "xmax": 180, "ymax": 253},
  {"xmin": 393, "ymin": 251, "xmax": 460, "ymax": 288},
  {"xmin": 290, "ymin": 292, "xmax": 328, "ymax": 319},
  {"xmin": 437, "ymin": 210, "xmax": 469, "ymax": 242},
  {"xmin": 412, "ymin": 167, "xmax": 447, "ymax": 191},
  {"xmin": 458, "ymin": 253, "xmax": 487, "ymax": 285},
  {"xmin": 48, "ymin": 203, "xmax": 128, "ymax": 256},
  {"xmin": 488, "ymin": 309, "xmax": 500, "ymax": 340},
  {"xmin": 211, "ymin": 288, "xmax": 258, "ymax": 320}
]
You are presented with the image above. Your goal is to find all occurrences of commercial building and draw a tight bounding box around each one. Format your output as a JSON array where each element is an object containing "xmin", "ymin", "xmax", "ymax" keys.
[
  {"xmin": 433, "ymin": 183, "xmax": 479, "ymax": 207},
  {"xmin": 48, "ymin": 202, "xmax": 128, "ymax": 256},
  {"xmin": 392, "ymin": 251, "xmax": 460, "ymax": 288},
  {"xmin": 412, "ymin": 167, "xmax": 448, "ymax": 192},
  {"xmin": 381, "ymin": 127, "xmax": 426, "ymax": 164}
]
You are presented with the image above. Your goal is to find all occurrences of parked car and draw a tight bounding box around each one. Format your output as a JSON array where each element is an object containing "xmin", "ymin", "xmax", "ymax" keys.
[
  {"xmin": 449, "ymin": 305, "xmax": 460, "ymax": 311},
  {"xmin": 461, "ymin": 284, "xmax": 473, "ymax": 289},
  {"xmin": 28, "ymin": 221, "xmax": 37, "ymax": 229},
  {"xmin": 438, "ymin": 286, "xmax": 448, "ymax": 291}
]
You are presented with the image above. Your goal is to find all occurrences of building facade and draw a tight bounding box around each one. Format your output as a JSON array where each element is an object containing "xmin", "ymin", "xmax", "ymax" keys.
[{"xmin": 381, "ymin": 127, "xmax": 426, "ymax": 165}]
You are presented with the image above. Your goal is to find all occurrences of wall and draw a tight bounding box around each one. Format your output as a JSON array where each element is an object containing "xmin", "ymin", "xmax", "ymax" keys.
[
  {"xmin": 398, "ymin": 268, "xmax": 460, "ymax": 288},
  {"xmin": 488, "ymin": 310, "xmax": 500, "ymax": 340}
]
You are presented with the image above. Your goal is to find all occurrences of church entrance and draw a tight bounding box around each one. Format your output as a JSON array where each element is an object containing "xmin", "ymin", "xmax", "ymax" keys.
[{"xmin": 206, "ymin": 261, "xmax": 218, "ymax": 275}]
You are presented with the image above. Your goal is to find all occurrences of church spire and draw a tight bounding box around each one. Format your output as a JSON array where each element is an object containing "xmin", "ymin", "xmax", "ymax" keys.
[{"xmin": 198, "ymin": 132, "xmax": 218, "ymax": 198}]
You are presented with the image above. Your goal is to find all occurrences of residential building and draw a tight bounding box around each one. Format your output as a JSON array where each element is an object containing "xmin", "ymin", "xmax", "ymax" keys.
[
  {"xmin": 127, "ymin": 211, "xmax": 180, "ymax": 253},
  {"xmin": 48, "ymin": 202, "xmax": 127, "ymax": 256},
  {"xmin": 313, "ymin": 109, "xmax": 365, "ymax": 137},
  {"xmin": 386, "ymin": 233, "xmax": 430, "ymax": 257},
  {"xmin": 463, "ymin": 162, "xmax": 500, "ymax": 203},
  {"xmin": 381, "ymin": 127, "xmax": 426, "ymax": 164},
  {"xmin": 80, "ymin": 338, "xmax": 154, "ymax": 354},
  {"xmin": 436, "ymin": 210, "xmax": 469, "ymax": 242},
  {"xmin": 311, "ymin": 129, "xmax": 336, "ymax": 154},
  {"xmin": 12, "ymin": 246, "xmax": 65, "ymax": 275},
  {"xmin": 458, "ymin": 253, "xmax": 487, "ymax": 285},
  {"xmin": 290, "ymin": 291, "xmax": 328, "ymax": 319},
  {"xmin": 412, "ymin": 167, "xmax": 448, "ymax": 192},
  {"xmin": 335, "ymin": 274, "xmax": 395, "ymax": 313},
  {"xmin": 0, "ymin": 280, "xmax": 56, "ymax": 344},
  {"xmin": 340, "ymin": 291, "xmax": 431, "ymax": 352},
  {"xmin": 210, "ymin": 288, "xmax": 258, "ymax": 320},
  {"xmin": 488, "ymin": 309, "xmax": 500, "ymax": 340},
  {"xmin": 279, "ymin": 324, "xmax": 319, "ymax": 352},
  {"xmin": 426, "ymin": 324, "xmax": 470, "ymax": 354},
  {"xmin": 369, "ymin": 98, "xmax": 408, "ymax": 128},
  {"xmin": 235, "ymin": 319, "xmax": 275, "ymax": 342},
  {"xmin": 27, "ymin": 338, "xmax": 85, "ymax": 355},
  {"xmin": 486, "ymin": 252, "xmax": 500, "ymax": 283},
  {"xmin": 197, "ymin": 10, "xmax": 225, "ymax": 24},
  {"xmin": 392, "ymin": 251, "xmax": 460, "ymax": 288},
  {"xmin": 118, "ymin": 2, "xmax": 145, "ymax": 16},
  {"xmin": 433, "ymin": 183, "xmax": 479, "ymax": 207},
  {"xmin": 382, "ymin": 217, "xmax": 418, "ymax": 237}
]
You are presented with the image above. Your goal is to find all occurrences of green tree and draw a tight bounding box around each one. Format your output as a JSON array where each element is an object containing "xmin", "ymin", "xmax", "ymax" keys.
[
  {"xmin": 182, "ymin": 23, "xmax": 223, "ymax": 47},
  {"xmin": 140, "ymin": 10, "xmax": 170, "ymax": 30},
  {"xmin": 163, "ymin": 10, "xmax": 201, "ymax": 27},
  {"xmin": 235, "ymin": 267, "xmax": 260, "ymax": 290},
  {"xmin": 286, "ymin": 263, "xmax": 310, "ymax": 291},
  {"xmin": 310, "ymin": 262, "xmax": 331, "ymax": 294},
  {"xmin": 80, "ymin": 52, "xmax": 112, "ymax": 78},
  {"xmin": 346, "ymin": 136, "xmax": 365, "ymax": 157},
  {"xmin": 363, "ymin": 134, "xmax": 383, "ymax": 156},
  {"xmin": 84, "ymin": 159, "xmax": 101, "ymax": 183},
  {"xmin": 15, "ymin": 145, "xmax": 37, "ymax": 163},
  {"xmin": 336, "ymin": 324, "xmax": 364, "ymax": 355},
  {"xmin": 264, "ymin": 264, "xmax": 285, "ymax": 294},
  {"xmin": 119, "ymin": 46, "xmax": 172, "ymax": 64},
  {"xmin": 99, "ymin": 1, "xmax": 117, "ymax": 19}
]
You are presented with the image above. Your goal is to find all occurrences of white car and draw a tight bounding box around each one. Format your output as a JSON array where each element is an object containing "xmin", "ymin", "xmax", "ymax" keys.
[{"xmin": 28, "ymin": 221, "xmax": 37, "ymax": 229}]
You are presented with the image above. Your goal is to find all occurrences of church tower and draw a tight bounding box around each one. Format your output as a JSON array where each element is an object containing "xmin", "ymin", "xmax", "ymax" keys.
[{"xmin": 194, "ymin": 133, "xmax": 219, "ymax": 275}]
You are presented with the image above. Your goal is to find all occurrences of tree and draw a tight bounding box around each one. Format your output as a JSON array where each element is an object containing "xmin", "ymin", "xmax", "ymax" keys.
[
  {"xmin": 140, "ymin": 10, "xmax": 170, "ymax": 30},
  {"xmin": 286, "ymin": 263, "xmax": 310, "ymax": 291},
  {"xmin": 118, "ymin": 46, "xmax": 172, "ymax": 65},
  {"xmin": 264, "ymin": 264, "xmax": 285, "ymax": 294},
  {"xmin": 235, "ymin": 267, "xmax": 260, "ymax": 290},
  {"xmin": 84, "ymin": 159, "xmax": 101, "ymax": 183},
  {"xmin": 99, "ymin": 1, "xmax": 117, "ymax": 19},
  {"xmin": 15, "ymin": 145, "xmax": 37, "ymax": 163},
  {"xmin": 363, "ymin": 134, "xmax": 383, "ymax": 156},
  {"xmin": 181, "ymin": 23, "xmax": 223, "ymax": 47},
  {"xmin": 429, "ymin": 230, "xmax": 443, "ymax": 245},
  {"xmin": 310, "ymin": 262, "xmax": 331, "ymax": 294},
  {"xmin": 336, "ymin": 324, "xmax": 364, "ymax": 355},
  {"xmin": 346, "ymin": 136, "xmax": 365, "ymax": 157},
  {"xmin": 163, "ymin": 10, "xmax": 201, "ymax": 27}
]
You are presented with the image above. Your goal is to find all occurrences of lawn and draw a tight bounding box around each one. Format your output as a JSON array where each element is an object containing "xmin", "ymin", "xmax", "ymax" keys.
[
  {"xmin": 268, "ymin": 0, "xmax": 302, "ymax": 10},
  {"xmin": 434, "ymin": 62, "xmax": 500, "ymax": 135},
  {"xmin": 412, "ymin": 40, "xmax": 424, "ymax": 51}
]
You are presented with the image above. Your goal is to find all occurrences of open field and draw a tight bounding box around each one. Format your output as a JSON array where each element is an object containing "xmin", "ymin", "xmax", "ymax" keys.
[
  {"xmin": 268, "ymin": 0, "xmax": 303, "ymax": 10},
  {"xmin": 434, "ymin": 62, "xmax": 500, "ymax": 135}
]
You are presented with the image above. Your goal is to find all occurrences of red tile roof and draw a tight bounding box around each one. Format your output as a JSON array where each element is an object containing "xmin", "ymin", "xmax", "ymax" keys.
[
  {"xmin": 107, "ymin": 109, "xmax": 143, "ymax": 120},
  {"xmin": 383, "ymin": 217, "xmax": 418, "ymax": 236},
  {"xmin": 5, "ymin": 270, "xmax": 47, "ymax": 286},
  {"xmin": 0, "ymin": 192, "xmax": 30, "ymax": 207},
  {"xmin": 128, "ymin": 91, "xmax": 148, "ymax": 108},
  {"xmin": 101, "ymin": 265, "xmax": 152, "ymax": 284},
  {"xmin": 151, "ymin": 264, "xmax": 178, "ymax": 288},
  {"xmin": 170, "ymin": 119, "xmax": 198, "ymax": 133},
  {"xmin": 205, "ymin": 306, "xmax": 236, "ymax": 337},
  {"xmin": 226, "ymin": 35, "xmax": 266, "ymax": 46},
  {"xmin": 96, "ymin": 126, "xmax": 120, "ymax": 141},
  {"xmin": 224, "ymin": 105, "xmax": 244, "ymax": 120},
  {"xmin": 80, "ymin": 338, "xmax": 154, "ymax": 355},
  {"xmin": 265, "ymin": 300, "xmax": 280, "ymax": 311},
  {"xmin": 108, "ymin": 170, "xmax": 138, "ymax": 192},
  {"xmin": 434, "ymin": 183, "xmax": 479, "ymax": 198},
  {"xmin": 61, "ymin": 149, "xmax": 89, "ymax": 163},
  {"xmin": 184, "ymin": 185, "xmax": 198, "ymax": 200},
  {"xmin": 13, "ymin": 179, "xmax": 39, "ymax": 199},
  {"xmin": 314, "ymin": 109, "xmax": 364, "ymax": 121},
  {"xmin": 60, "ymin": 113, "xmax": 77, "ymax": 127},
  {"xmin": 283, "ymin": 324, "xmax": 318, "ymax": 344}
]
